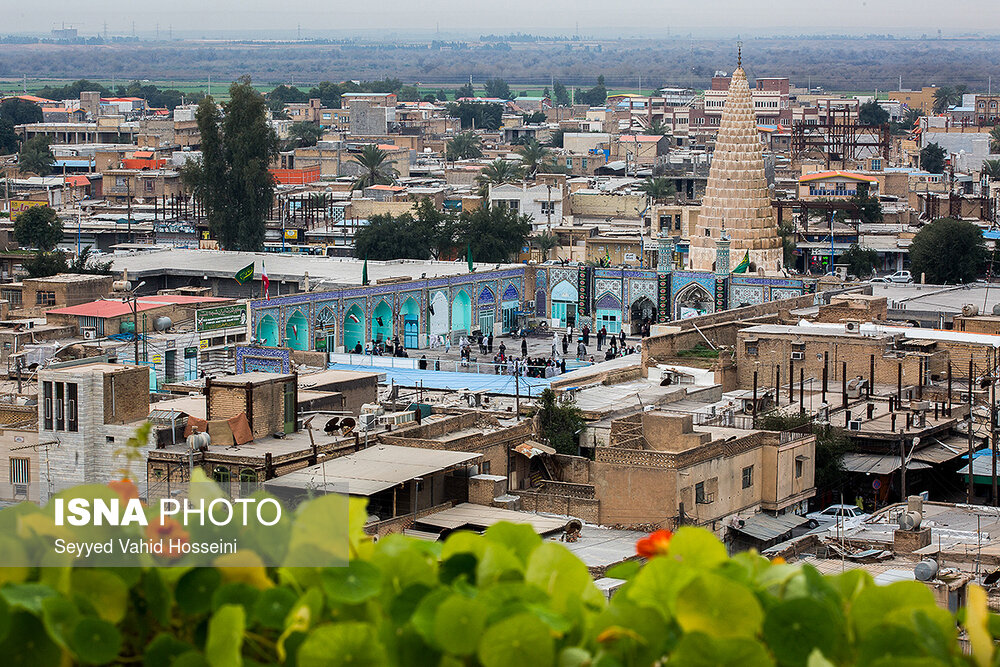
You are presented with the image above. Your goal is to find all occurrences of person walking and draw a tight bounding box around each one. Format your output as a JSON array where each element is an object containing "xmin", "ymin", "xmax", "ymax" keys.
[
  {"xmin": 582, "ymin": 324, "xmax": 590, "ymax": 346},
  {"xmin": 619, "ymin": 329, "xmax": 626, "ymax": 348},
  {"xmin": 521, "ymin": 337, "xmax": 528, "ymax": 357},
  {"xmin": 488, "ymin": 333, "xmax": 494, "ymax": 353},
  {"xmin": 561, "ymin": 333, "xmax": 568, "ymax": 355}
]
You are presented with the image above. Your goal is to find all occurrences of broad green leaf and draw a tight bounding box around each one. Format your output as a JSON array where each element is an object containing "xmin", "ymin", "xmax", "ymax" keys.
[
  {"xmin": 806, "ymin": 649, "xmax": 836, "ymax": 667},
  {"xmin": 763, "ymin": 598, "xmax": 846, "ymax": 667},
  {"xmin": 592, "ymin": 597, "xmax": 673, "ymax": 666},
  {"xmin": 826, "ymin": 568, "xmax": 873, "ymax": 604},
  {"xmin": 277, "ymin": 587, "xmax": 324, "ymax": 662},
  {"xmin": 1, "ymin": 583, "xmax": 56, "ymax": 614},
  {"xmin": 171, "ymin": 651, "xmax": 211, "ymax": 667},
  {"xmin": 525, "ymin": 542, "xmax": 604, "ymax": 615},
  {"xmin": 143, "ymin": 633, "xmax": 196, "ymax": 667},
  {"xmin": 851, "ymin": 581, "xmax": 937, "ymax": 640},
  {"xmin": 288, "ymin": 493, "xmax": 351, "ymax": 566},
  {"xmin": 205, "ymin": 604, "xmax": 245, "ymax": 667},
  {"xmin": 477, "ymin": 613, "xmax": 555, "ymax": 667},
  {"xmin": 675, "ymin": 573, "xmax": 763, "ymax": 638},
  {"xmin": 70, "ymin": 617, "xmax": 122, "ymax": 665},
  {"xmin": 252, "ymin": 587, "xmax": 297, "ymax": 630},
  {"xmin": 371, "ymin": 535, "xmax": 439, "ymax": 593},
  {"xmin": 433, "ymin": 594, "xmax": 487, "ymax": 656},
  {"xmin": 667, "ymin": 526, "xmax": 728, "ymax": 568},
  {"xmin": 627, "ymin": 556, "xmax": 696, "ymax": 620},
  {"xmin": 321, "ymin": 559, "xmax": 383, "ymax": 604},
  {"xmin": 0, "ymin": 593, "xmax": 11, "ymax": 644},
  {"xmin": 439, "ymin": 553, "xmax": 478, "ymax": 585},
  {"xmin": 605, "ymin": 560, "xmax": 641, "ymax": 582},
  {"xmin": 558, "ymin": 647, "xmax": 592, "ymax": 667},
  {"xmin": 140, "ymin": 569, "xmax": 172, "ymax": 626},
  {"xmin": 966, "ymin": 584, "xmax": 993, "ymax": 667},
  {"xmin": 440, "ymin": 531, "xmax": 486, "ymax": 561},
  {"xmin": 476, "ymin": 542, "xmax": 524, "ymax": 585},
  {"xmin": 40, "ymin": 596, "xmax": 79, "ymax": 648},
  {"xmin": 176, "ymin": 568, "xmax": 222, "ymax": 615},
  {"xmin": 411, "ymin": 588, "xmax": 452, "ymax": 647},
  {"xmin": 670, "ymin": 632, "xmax": 773, "ymax": 667},
  {"xmin": 483, "ymin": 522, "xmax": 542, "ymax": 564},
  {"xmin": 297, "ymin": 622, "xmax": 387, "ymax": 667},
  {"xmin": 0, "ymin": 610, "xmax": 62, "ymax": 667},
  {"xmin": 71, "ymin": 569, "xmax": 129, "ymax": 624},
  {"xmin": 212, "ymin": 583, "xmax": 260, "ymax": 617}
]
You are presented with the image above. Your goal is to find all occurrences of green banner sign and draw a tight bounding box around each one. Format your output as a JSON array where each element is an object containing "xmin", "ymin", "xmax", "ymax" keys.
[{"xmin": 196, "ymin": 305, "xmax": 248, "ymax": 332}]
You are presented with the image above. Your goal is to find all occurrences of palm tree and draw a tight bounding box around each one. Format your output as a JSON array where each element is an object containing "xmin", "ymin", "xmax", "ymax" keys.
[
  {"xmin": 933, "ymin": 87, "xmax": 963, "ymax": 114},
  {"xmin": 350, "ymin": 145, "xmax": 398, "ymax": 189},
  {"xmin": 991, "ymin": 127, "xmax": 1000, "ymax": 154},
  {"xmin": 475, "ymin": 159, "xmax": 523, "ymax": 190},
  {"xmin": 532, "ymin": 232, "xmax": 559, "ymax": 260},
  {"xmin": 516, "ymin": 139, "xmax": 549, "ymax": 178},
  {"xmin": 982, "ymin": 159, "xmax": 1000, "ymax": 181},
  {"xmin": 637, "ymin": 177, "xmax": 676, "ymax": 202},
  {"xmin": 646, "ymin": 119, "xmax": 669, "ymax": 136},
  {"xmin": 446, "ymin": 132, "xmax": 482, "ymax": 160}
]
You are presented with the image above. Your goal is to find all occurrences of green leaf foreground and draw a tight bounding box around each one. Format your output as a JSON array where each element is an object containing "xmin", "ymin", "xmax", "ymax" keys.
[{"xmin": 0, "ymin": 493, "xmax": 995, "ymax": 666}]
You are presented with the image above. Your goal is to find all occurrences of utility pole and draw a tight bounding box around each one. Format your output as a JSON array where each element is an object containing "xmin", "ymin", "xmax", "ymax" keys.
[
  {"xmin": 969, "ymin": 357, "xmax": 975, "ymax": 503},
  {"xmin": 126, "ymin": 179, "xmax": 132, "ymax": 243},
  {"xmin": 514, "ymin": 368, "xmax": 520, "ymax": 415},
  {"xmin": 899, "ymin": 428, "xmax": 907, "ymax": 500}
]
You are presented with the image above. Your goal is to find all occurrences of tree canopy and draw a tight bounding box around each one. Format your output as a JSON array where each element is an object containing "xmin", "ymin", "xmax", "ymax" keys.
[
  {"xmin": 18, "ymin": 135, "xmax": 55, "ymax": 176},
  {"xmin": 534, "ymin": 389, "xmax": 586, "ymax": 455},
  {"xmin": 552, "ymin": 80, "xmax": 571, "ymax": 107},
  {"xmin": 920, "ymin": 142, "xmax": 946, "ymax": 174},
  {"xmin": 353, "ymin": 199, "xmax": 530, "ymax": 264},
  {"xmin": 483, "ymin": 78, "xmax": 514, "ymax": 100},
  {"xmin": 285, "ymin": 121, "xmax": 324, "ymax": 148},
  {"xmin": 349, "ymin": 145, "xmax": 398, "ymax": 190},
  {"xmin": 858, "ymin": 99, "xmax": 889, "ymax": 126},
  {"xmin": 0, "ymin": 98, "xmax": 43, "ymax": 153},
  {"xmin": 14, "ymin": 205, "xmax": 62, "ymax": 251},
  {"xmin": 182, "ymin": 77, "xmax": 278, "ymax": 252},
  {"xmin": 445, "ymin": 132, "xmax": 482, "ymax": 160},
  {"xmin": 576, "ymin": 76, "xmax": 607, "ymax": 107},
  {"xmin": 840, "ymin": 244, "xmax": 880, "ymax": 278},
  {"xmin": 910, "ymin": 217, "xmax": 986, "ymax": 284},
  {"xmin": 637, "ymin": 177, "xmax": 676, "ymax": 202},
  {"xmin": 446, "ymin": 101, "xmax": 503, "ymax": 130}
]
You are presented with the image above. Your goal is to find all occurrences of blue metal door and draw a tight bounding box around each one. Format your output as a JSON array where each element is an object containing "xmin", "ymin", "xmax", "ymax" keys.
[{"xmin": 403, "ymin": 317, "xmax": 419, "ymax": 349}]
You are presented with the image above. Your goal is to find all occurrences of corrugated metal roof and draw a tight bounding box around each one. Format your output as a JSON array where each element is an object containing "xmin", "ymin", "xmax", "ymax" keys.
[
  {"xmin": 911, "ymin": 436, "xmax": 967, "ymax": 465},
  {"xmin": 263, "ymin": 445, "xmax": 481, "ymax": 497},
  {"xmin": 842, "ymin": 453, "xmax": 932, "ymax": 475},
  {"xmin": 731, "ymin": 512, "xmax": 811, "ymax": 542}
]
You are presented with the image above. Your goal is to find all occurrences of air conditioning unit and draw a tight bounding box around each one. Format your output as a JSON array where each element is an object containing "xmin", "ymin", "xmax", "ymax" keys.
[
  {"xmin": 378, "ymin": 411, "xmax": 415, "ymax": 427},
  {"xmin": 845, "ymin": 320, "xmax": 861, "ymax": 334},
  {"xmin": 848, "ymin": 419, "xmax": 862, "ymax": 431},
  {"xmin": 790, "ymin": 351, "xmax": 804, "ymax": 361},
  {"xmin": 82, "ymin": 327, "xmax": 98, "ymax": 340},
  {"xmin": 359, "ymin": 413, "xmax": 378, "ymax": 430}
]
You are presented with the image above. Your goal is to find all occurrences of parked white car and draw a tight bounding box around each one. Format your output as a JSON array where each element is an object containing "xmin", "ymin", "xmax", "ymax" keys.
[
  {"xmin": 805, "ymin": 504, "xmax": 870, "ymax": 527},
  {"xmin": 888, "ymin": 270, "xmax": 913, "ymax": 284}
]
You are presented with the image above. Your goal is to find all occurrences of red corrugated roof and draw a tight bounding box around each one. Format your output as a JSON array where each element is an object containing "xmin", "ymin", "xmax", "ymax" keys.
[
  {"xmin": 47, "ymin": 295, "xmax": 228, "ymax": 318},
  {"xmin": 64, "ymin": 175, "xmax": 91, "ymax": 187},
  {"xmin": 799, "ymin": 170, "xmax": 878, "ymax": 184}
]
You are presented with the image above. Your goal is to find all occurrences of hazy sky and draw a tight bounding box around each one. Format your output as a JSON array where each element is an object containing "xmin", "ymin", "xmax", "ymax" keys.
[{"xmin": 8, "ymin": 0, "xmax": 1000, "ymax": 37}]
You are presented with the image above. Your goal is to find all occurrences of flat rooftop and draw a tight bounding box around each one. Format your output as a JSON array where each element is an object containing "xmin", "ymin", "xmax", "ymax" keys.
[
  {"xmin": 110, "ymin": 249, "xmax": 520, "ymax": 286},
  {"xmin": 872, "ymin": 282, "xmax": 1000, "ymax": 315}
]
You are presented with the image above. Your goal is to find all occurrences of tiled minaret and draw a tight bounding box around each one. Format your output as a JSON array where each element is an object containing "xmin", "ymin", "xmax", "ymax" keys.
[{"xmin": 689, "ymin": 50, "xmax": 782, "ymax": 273}]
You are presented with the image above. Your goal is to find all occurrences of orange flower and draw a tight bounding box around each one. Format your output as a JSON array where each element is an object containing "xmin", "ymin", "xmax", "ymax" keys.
[
  {"xmin": 771, "ymin": 556, "xmax": 787, "ymax": 565},
  {"xmin": 145, "ymin": 517, "xmax": 189, "ymax": 560},
  {"xmin": 107, "ymin": 478, "xmax": 140, "ymax": 503},
  {"xmin": 636, "ymin": 529, "xmax": 673, "ymax": 558}
]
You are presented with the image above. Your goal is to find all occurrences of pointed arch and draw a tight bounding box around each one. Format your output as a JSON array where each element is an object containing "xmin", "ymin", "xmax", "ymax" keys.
[
  {"xmin": 372, "ymin": 299, "xmax": 393, "ymax": 342},
  {"xmin": 451, "ymin": 289, "xmax": 471, "ymax": 334},
  {"xmin": 255, "ymin": 314, "xmax": 279, "ymax": 347},
  {"xmin": 344, "ymin": 304, "xmax": 365, "ymax": 353},
  {"xmin": 400, "ymin": 297, "xmax": 420, "ymax": 348},
  {"xmin": 285, "ymin": 309, "xmax": 309, "ymax": 351},
  {"xmin": 429, "ymin": 291, "xmax": 449, "ymax": 337},
  {"xmin": 674, "ymin": 282, "xmax": 714, "ymax": 319}
]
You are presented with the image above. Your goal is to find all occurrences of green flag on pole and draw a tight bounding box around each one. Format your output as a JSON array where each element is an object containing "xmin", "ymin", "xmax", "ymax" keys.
[
  {"xmin": 467, "ymin": 242, "xmax": 474, "ymax": 273},
  {"xmin": 732, "ymin": 251, "xmax": 751, "ymax": 274},
  {"xmin": 362, "ymin": 257, "xmax": 369, "ymax": 285},
  {"xmin": 234, "ymin": 262, "xmax": 255, "ymax": 285}
]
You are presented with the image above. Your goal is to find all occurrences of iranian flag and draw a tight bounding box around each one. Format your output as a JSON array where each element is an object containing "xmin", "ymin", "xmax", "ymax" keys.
[{"xmin": 261, "ymin": 262, "xmax": 270, "ymax": 300}]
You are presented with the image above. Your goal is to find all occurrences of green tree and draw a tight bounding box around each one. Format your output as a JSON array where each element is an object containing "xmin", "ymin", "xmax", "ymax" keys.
[
  {"xmin": 840, "ymin": 244, "xmax": 880, "ymax": 278},
  {"xmin": 858, "ymin": 99, "xmax": 889, "ymax": 126},
  {"xmin": 454, "ymin": 82, "xmax": 475, "ymax": 99},
  {"xmin": 436, "ymin": 89, "xmax": 449, "ymax": 101},
  {"xmin": 458, "ymin": 203, "xmax": 532, "ymax": 263},
  {"xmin": 779, "ymin": 221, "xmax": 797, "ymax": 270},
  {"xmin": 982, "ymin": 159, "xmax": 1000, "ymax": 181},
  {"xmin": 577, "ymin": 75, "xmax": 607, "ymax": 107},
  {"xmin": 475, "ymin": 159, "xmax": 523, "ymax": 195},
  {"xmin": 22, "ymin": 250, "xmax": 68, "ymax": 278},
  {"xmin": 445, "ymin": 131, "xmax": 482, "ymax": 160},
  {"xmin": 910, "ymin": 217, "xmax": 986, "ymax": 284},
  {"xmin": 446, "ymin": 101, "xmax": 504, "ymax": 130},
  {"xmin": 637, "ymin": 176, "xmax": 676, "ymax": 202},
  {"xmin": 484, "ymin": 78, "xmax": 513, "ymax": 100},
  {"xmin": 397, "ymin": 85, "xmax": 421, "ymax": 102},
  {"xmin": 268, "ymin": 84, "xmax": 309, "ymax": 104},
  {"xmin": 851, "ymin": 182, "xmax": 883, "ymax": 223},
  {"xmin": 552, "ymin": 80, "xmax": 571, "ymax": 107},
  {"xmin": 182, "ymin": 78, "xmax": 278, "ymax": 252},
  {"xmin": 350, "ymin": 145, "xmax": 399, "ymax": 190},
  {"xmin": 990, "ymin": 126, "xmax": 1000, "ymax": 153},
  {"xmin": 285, "ymin": 121, "xmax": 324, "ymax": 148},
  {"xmin": 533, "ymin": 389, "xmax": 585, "ymax": 455},
  {"xmin": 69, "ymin": 245, "xmax": 112, "ymax": 274},
  {"xmin": 0, "ymin": 122, "xmax": 17, "ymax": 154},
  {"xmin": 548, "ymin": 128, "xmax": 564, "ymax": 148},
  {"xmin": 516, "ymin": 139, "xmax": 549, "ymax": 178},
  {"xmin": 308, "ymin": 81, "xmax": 342, "ymax": 108},
  {"xmin": 646, "ymin": 119, "xmax": 669, "ymax": 135},
  {"xmin": 0, "ymin": 98, "xmax": 43, "ymax": 126},
  {"xmin": 35, "ymin": 79, "xmax": 110, "ymax": 100},
  {"xmin": 353, "ymin": 212, "xmax": 435, "ymax": 260},
  {"xmin": 933, "ymin": 86, "xmax": 962, "ymax": 113},
  {"xmin": 522, "ymin": 111, "xmax": 547, "ymax": 124},
  {"xmin": 18, "ymin": 135, "xmax": 55, "ymax": 176},
  {"xmin": 14, "ymin": 205, "xmax": 62, "ymax": 251},
  {"xmin": 920, "ymin": 142, "xmax": 946, "ymax": 174},
  {"xmin": 532, "ymin": 232, "xmax": 559, "ymax": 260}
]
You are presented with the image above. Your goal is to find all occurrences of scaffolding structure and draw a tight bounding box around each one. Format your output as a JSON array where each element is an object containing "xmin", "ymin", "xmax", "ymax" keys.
[{"xmin": 791, "ymin": 108, "xmax": 891, "ymax": 168}]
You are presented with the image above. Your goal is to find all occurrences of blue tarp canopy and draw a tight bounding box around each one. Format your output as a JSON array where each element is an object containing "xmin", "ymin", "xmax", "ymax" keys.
[{"xmin": 328, "ymin": 363, "xmax": 550, "ymax": 397}]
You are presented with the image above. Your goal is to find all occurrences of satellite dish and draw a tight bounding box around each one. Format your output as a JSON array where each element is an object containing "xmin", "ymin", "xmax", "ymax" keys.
[
  {"xmin": 340, "ymin": 417, "xmax": 356, "ymax": 435},
  {"xmin": 324, "ymin": 417, "xmax": 340, "ymax": 434}
]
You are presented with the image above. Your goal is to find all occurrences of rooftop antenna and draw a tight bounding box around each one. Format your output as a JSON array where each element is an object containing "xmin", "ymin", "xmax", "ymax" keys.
[{"xmin": 737, "ymin": 40, "xmax": 742, "ymax": 69}]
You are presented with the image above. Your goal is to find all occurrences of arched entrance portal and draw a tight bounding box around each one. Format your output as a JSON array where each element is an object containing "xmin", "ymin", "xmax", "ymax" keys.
[
  {"xmin": 630, "ymin": 297, "xmax": 657, "ymax": 336},
  {"xmin": 400, "ymin": 297, "xmax": 420, "ymax": 348},
  {"xmin": 372, "ymin": 300, "xmax": 393, "ymax": 344},
  {"xmin": 550, "ymin": 280, "xmax": 578, "ymax": 328},
  {"xmin": 429, "ymin": 291, "xmax": 449, "ymax": 342},
  {"xmin": 674, "ymin": 283, "xmax": 714, "ymax": 320},
  {"xmin": 451, "ymin": 289, "xmax": 471, "ymax": 335},
  {"xmin": 314, "ymin": 306, "xmax": 336, "ymax": 352},
  {"xmin": 344, "ymin": 304, "xmax": 365, "ymax": 353},
  {"xmin": 285, "ymin": 309, "xmax": 309, "ymax": 350},
  {"xmin": 256, "ymin": 314, "xmax": 278, "ymax": 346}
]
